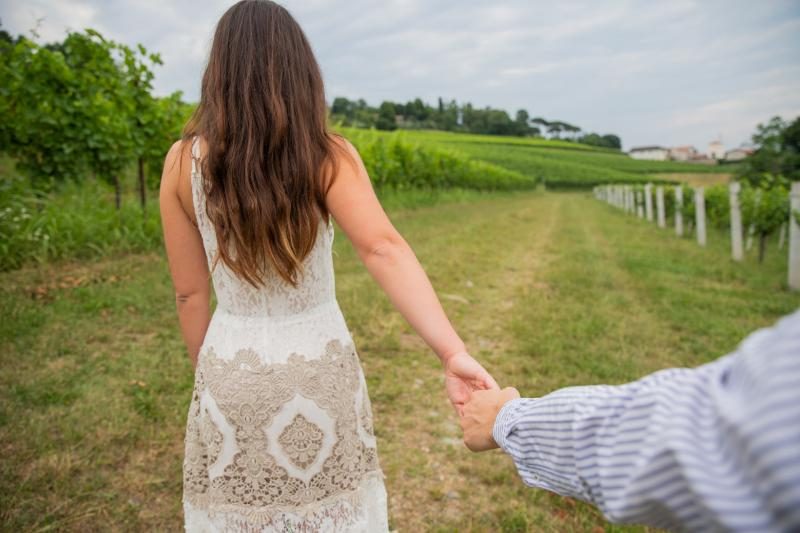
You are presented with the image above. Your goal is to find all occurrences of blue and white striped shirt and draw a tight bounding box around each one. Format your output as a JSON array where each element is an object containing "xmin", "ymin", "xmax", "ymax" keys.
[{"xmin": 493, "ymin": 310, "xmax": 800, "ymax": 532}]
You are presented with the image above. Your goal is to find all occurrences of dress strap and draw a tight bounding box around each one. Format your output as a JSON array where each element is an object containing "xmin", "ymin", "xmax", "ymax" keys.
[{"xmin": 190, "ymin": 135, "xmax": 199, "ymax": 176}]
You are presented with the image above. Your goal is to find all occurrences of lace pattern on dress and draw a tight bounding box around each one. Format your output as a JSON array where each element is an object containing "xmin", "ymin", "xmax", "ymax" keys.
[{"xmin": 183, "ymin": 339, "xmax": 382, "ymax": 527}]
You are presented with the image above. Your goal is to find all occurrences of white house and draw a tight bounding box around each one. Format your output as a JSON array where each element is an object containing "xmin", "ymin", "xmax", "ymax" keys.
[
  {"xmin": 725, "ymin": 148, "xmax": 754, "ymax": 162},
  {"xmin": 669, "ymin": 145, "xmax": 698, "ymax": 161},
  {"xmin": 629, "ymin": 146, "xmax": 670, "ymax": 161},
  {"xmin": 708, "ymin": 140, "xmax": 725, "ymax": 160}
]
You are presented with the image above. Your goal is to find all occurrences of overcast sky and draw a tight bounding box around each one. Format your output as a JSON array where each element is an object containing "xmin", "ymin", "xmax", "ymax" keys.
[{"xmin": 2, "ymin": 0, "xmax": 799, "ymax": 151}]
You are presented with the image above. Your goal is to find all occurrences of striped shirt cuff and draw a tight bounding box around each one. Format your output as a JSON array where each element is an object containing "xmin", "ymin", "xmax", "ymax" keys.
[
  {"xmin": 492, "ymin": 394, "xmax": 584, "ymax": 496},
  {"xmin": 492, "ymin": 397, "xmax": 526, "ymax": 451}
]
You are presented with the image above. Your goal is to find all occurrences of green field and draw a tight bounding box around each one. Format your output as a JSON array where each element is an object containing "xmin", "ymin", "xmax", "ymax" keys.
[
  {"xmin": 2, "ymin": 190, "xmax": 796, "ymax": 531},
  {"xmin": 343, "ymin": 128, "xmax": 732, "ymax": 188}
]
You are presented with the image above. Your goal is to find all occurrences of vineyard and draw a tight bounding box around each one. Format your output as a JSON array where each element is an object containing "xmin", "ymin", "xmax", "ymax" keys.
[
  {"xmin": 2, "ymin": 24, "xmax": 800, "ymax": 533},
  {"xmin": 594, "ymin": 179, "xmax": 799, "ymax": 288},
  {"xmin": 1, "ymin": 26, "xmax": 746, "ymax": 272},
  {"xmin": 343, "ymin": 128, "xmax": 728, "ymax": 189}
]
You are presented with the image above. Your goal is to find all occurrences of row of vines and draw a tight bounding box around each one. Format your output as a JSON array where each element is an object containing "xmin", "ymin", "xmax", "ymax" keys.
[{"xmin": 594, "ymin": 177, "xmax": 800, "ymax": 289}]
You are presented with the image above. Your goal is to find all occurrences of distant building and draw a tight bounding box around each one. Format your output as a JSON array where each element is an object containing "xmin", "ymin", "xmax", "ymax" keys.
[
  {"xmin": 669, "ymin": 145, "xmax": 698, "ymax": 161},
  {"xmin": 725, "ymin": 147, "xmax": 754, "ymax": 162},
  {"xmin": 629, "ymin": 146, "xmax": 670, "ymax": 161},
  {"xmin": 708, "ymin": 140, "xmax": 725, "ymax": 160}
]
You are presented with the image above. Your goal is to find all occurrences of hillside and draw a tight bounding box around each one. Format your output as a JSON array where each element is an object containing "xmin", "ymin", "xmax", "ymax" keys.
[{"xmin": 341, "ymin": 128, "xmax": 733, "ymax": 189}]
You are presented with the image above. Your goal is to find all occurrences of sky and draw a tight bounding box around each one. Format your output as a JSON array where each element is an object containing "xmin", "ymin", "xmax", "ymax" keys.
[{"xmin": 2, "ymin": 0, "xmax": 799, "ymax": 151}]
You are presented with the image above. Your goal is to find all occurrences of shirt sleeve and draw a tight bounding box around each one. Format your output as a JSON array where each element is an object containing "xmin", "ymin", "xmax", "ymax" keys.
[{"xmin": 492, "ymin": 310, "xmax": 800, "ymax": 532}]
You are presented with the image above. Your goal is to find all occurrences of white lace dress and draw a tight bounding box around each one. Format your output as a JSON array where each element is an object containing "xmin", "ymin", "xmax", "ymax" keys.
[{"xmin": 182, "ymin": 136, "xmax": 389, "ymax": 532}]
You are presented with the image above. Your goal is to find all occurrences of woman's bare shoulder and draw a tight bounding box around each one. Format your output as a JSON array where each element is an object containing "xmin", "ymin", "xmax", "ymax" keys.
[{"xmin": 160, "ymin": 137, "xmax": 199, "ymax": 227}]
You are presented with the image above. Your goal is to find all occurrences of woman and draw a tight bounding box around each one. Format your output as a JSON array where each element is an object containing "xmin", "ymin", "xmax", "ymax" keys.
[{"xmin": 159, "ymin": 1, "xmax": 499, "ymax": 531}]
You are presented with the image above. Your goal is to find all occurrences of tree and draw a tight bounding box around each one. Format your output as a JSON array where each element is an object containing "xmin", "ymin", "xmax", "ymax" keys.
[
  {"xmin": 376, "ymin": 101, "xmax": 397, "ymax": 131},
  {"xmin": 514, "ymin": 109, "xmax": 530, "ymax": 136},
  {"xmin": 547, "ymin": 121, "xmax": 564, "ymax": 139},
  {"xmin": 602, "ymin": 134, "xmax": 622, "ymax": 150},
  {"xmin": 578, "ymin": 132, "xmax": 622, "ymax": 150},
  {"xmin": 486, "ymin": 109, "xmax": 513, "ymax": 135},
  {"xmin": 561, "ymin": 122, "xmax": 581, "ymax": 140},
  {"xmin": 740, "ymin": 115, "xmax": 800, "ymax": 183},
  {"xmin": 531, "ymin": 117, "xmax": 549, "ymax": 128},
  {"xmin": 409, "ymin": 98, "xmax": 428, "ymax": 121},
  {"xmin": 331, "ymin": 96, "xmax": 353, "ymax": 117}
]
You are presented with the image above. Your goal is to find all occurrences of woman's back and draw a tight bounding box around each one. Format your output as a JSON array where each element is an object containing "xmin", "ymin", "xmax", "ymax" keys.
[{"xmin": 189, "ymin": 135, "xmax": 337, "ymax": 319}]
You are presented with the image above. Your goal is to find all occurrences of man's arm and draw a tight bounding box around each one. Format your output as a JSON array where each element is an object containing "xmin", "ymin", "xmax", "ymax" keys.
[{"xmin": 468, "ymin": 311, "xmax": 800, "ymax": 532}]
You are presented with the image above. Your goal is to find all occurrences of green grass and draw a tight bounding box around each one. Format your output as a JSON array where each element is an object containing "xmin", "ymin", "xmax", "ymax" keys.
[{"xmin": 2, "ymin": 191, "xmax": 796, "ymax": 531}]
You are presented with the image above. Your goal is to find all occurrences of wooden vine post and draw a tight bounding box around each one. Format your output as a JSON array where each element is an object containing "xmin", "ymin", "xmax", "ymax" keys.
[
  {"xmin": 656, "ymin": 186, "xmax": 666, "ymax": 228},
  {"xmin": 674, "ymin": 186, "xmax": 683, "ymax": 237},
  {"xmin": 645, "ymin": 184, "xmax": 654, "ymax": 222}
]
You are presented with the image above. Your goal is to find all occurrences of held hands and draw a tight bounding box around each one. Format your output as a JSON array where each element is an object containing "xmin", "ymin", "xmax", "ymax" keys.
[
  {"xmin": 441, "ymin": 351, "xmax": 520, "ymax": 452},
  {"xmin": 443, "ymin": 351, "xmax": 500, "ymax": 416},
  {"xmin": 459, "ymin": 387, "xmax": 520, "ymax": 452}
]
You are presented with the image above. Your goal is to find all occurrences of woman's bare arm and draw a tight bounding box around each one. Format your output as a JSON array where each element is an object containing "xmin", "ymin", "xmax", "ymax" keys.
[
  {"xmin": 325, "ymin": 138, "xmax": 499, "ymax": 413},
  {"xmin": 159, "ymin": 140, "xmax": 211, "ymax": 369}
]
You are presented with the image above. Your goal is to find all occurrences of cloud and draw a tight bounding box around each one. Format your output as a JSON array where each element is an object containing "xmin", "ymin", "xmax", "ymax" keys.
[{"xmin": 1, "ymin": 0, "xmax": 798, "ymax": 150}]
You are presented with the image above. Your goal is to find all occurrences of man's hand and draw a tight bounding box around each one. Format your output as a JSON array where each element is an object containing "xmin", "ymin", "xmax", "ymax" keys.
[{"xmin": 460, "ymin": 387, "xmax": 520, "ymax": 452}]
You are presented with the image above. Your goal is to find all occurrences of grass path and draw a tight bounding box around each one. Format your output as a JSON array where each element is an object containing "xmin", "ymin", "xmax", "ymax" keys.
[{"xmin": 1, "ymin": 192, "xmax": 797, "ymax": 532}]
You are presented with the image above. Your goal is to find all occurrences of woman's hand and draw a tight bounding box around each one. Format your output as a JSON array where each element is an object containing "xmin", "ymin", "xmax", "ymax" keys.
[{"xmin": 444, "ymin": 351, "xmax": 500, "ymax": 416}]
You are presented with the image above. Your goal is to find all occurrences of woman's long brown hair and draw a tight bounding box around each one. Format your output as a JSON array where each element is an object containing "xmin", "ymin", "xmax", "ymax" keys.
[{"xmin": 183, "ymin": 0, "xmax": 348, "ymax": 288}]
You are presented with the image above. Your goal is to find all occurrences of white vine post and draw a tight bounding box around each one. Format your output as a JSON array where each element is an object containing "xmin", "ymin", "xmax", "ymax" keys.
[
  {"xmin": 789, "ymin": 182, "xmax": 800, "ymax": 290},
  {"xmin": 674, "ymin": 186, "xmax": 684, "ymax": 237},
  {"xmin": 729, "ymin": 182, "xmax": 744, "ymax": 262},
  {"xmin": 656, "ymin": 186, "xmax": 666, "ymax": 228},
  {"xmin": 626, "ymin": 186, "xmax": 633, "ymax": 214},
  {"xmin": 622, "ymin": 186, "xmax": 628, "ymax": 211},
  {"xmin": 695, "ymin": 187, "xmax": 707, "ymax": 247},
  {"xmin": 628, "ymin": 186, "xmax": 635, "ymax": 214},
  {"xmin": 637, "ymin": 191, "xmax": 644, "ymax": 218},
  {"xmin": 645, "ymin": 184, "xmax": 654, "ymax": 221}
]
